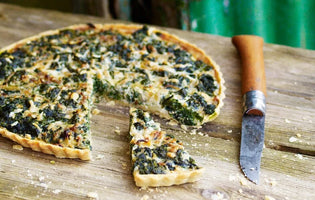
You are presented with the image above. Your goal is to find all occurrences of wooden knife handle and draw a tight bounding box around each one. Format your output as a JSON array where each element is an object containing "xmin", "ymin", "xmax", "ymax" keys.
[{"xmin": 232, "ymin": 35, "xmax": 266, "ymax": 96}]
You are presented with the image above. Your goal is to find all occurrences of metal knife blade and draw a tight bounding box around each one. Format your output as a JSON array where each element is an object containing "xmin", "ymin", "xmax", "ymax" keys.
[
  {"xmin": 240, "ymin": 114, "xmax": 265, "ymax": 184},
  {"xmin": 232, "ymin": 35, "xmax": 266, "ymax": 184}
]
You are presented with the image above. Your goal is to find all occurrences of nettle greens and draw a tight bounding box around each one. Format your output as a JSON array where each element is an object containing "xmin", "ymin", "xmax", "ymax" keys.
[{"xmin": 130, "ymin": 108, "xmax": 200, "ymax": 175}]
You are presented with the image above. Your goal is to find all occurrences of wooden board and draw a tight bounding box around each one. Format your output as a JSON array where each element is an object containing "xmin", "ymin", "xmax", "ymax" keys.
[{"xmin": 0, "ymin": 3, "xmax": 314, "ymax": 200}]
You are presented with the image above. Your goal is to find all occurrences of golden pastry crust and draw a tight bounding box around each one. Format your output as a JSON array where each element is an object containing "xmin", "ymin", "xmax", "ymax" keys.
[
  {"xmin": 134, "ymin": 168, "xmax": 204, "ymax": 187},
  {"xmin": 0, "ymin": 128, "xmax": 90, "ymax": 160}
]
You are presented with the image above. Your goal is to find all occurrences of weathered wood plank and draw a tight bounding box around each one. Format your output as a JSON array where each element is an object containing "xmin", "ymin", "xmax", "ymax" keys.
[
  {"xmin": 0, "ymin": 104, "xmax": 314, "ymax": 200},
  {"xmin": 0, "ymin": 3, "xmax": 314, "ymax": 200}
]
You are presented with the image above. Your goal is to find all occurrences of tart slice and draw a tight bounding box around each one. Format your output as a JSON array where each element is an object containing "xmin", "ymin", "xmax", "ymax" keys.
[
  {"xmin": 0, "ymin": 79, "xmax": 93, "ymax": 160},
  {"xmin": 129, "ymin": 108, "xmax": 203, "ymax": 187}
]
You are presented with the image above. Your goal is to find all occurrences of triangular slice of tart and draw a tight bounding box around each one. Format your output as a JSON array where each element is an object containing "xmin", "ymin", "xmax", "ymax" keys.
[{"xmin": 129, "ymin": 107, "xmax": 203, "ymax": 187}]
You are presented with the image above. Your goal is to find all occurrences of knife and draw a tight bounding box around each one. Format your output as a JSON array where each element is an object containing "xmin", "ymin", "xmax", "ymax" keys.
[{"xmin": 232, "ymin": 35, "xmax": 266, "ymax": 184}]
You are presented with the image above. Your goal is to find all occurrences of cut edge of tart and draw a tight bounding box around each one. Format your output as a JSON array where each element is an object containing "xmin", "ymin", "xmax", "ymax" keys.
[{"xmin": 129, "ymin": 107, "xmax": 204, "ymax": 187}]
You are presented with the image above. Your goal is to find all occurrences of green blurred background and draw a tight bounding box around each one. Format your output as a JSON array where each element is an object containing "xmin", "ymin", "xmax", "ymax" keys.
[{"xmin": 1, "ymin": 0, "xmax": 314, "ymax": 50}]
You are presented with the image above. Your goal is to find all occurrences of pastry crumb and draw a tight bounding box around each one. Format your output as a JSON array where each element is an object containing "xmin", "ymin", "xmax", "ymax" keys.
[
  {"xmin": 240, "ymin": 178, "xmax": 248, "ymax": 186},
  {"xmin": 167, "ymin": 121, "xmax": 177, "ymax": 126},
  {"xmin": 121, "ymin": 162, "xmax": 127, "ymax": 169},
  {"xmin": 210, "ymin": 192, "xmax": 226, "ymax": 200},
  {"xmin": 50, "ymin": 160, "xmax": 55, "ymax": 164},
  {"xmin": 106, "ymin": 101, "xmax": 115, "ymax": 106},
  {"xmin": 289, "ymin": 136, "xmax": 297, "ymax": 143},
  {"xmin": 12, "ymin": 144, "xmax": 23, "ymax": 151},
  {"xmin": 95, "ymin": 154, "xmax": 104, "ymax": 160},
  {"xmin": 227, "ymin": 130, "xmax": 232, "ymax": 133},
  {"xmin": 52, "ymin": 189, "xmax": 61, "ymax": 194},
  {"xmin": 180, "ymin": 124, "xmax": 187, "ymax": 131},
  {"xmin": 39, "ymin": 182, "xmax": 48, "ymax": 189},
  {"xmin": 190, "ymin": 129, "xmax": 196, "ymax": 135},
  {"xmin": 198, "ymin": 132, "xmax": 204, "ymax": 136},
  {"xmin": 265, "ymin": 195, "xmax": 276, "ymax": 200},
  {"xmin": 87, "ymin": 192, "xmax": 99, "ymax": 199},
  {"xmin": 92, "ymin": 108, "xmax": 100, "ymax": 115},
  {"xmin": 265, "ymin": 178, "xmax": 277, "ymax": 187},
  {"xmin": 139, "ymin": 186, "xmax": 147, "ymax": 190},
  {"xmin": 295, "ymin": 154, "xmax": 305, "ymax": 160},
  {"xmin": 39, "ymin": 176, "xmax": 45, "ymax": 182},
  {"xmin": 238, "ymin": 189, "xmax": 243, "ymax": 194},
  {"xmin": 114, "ymin": 129, "xmax": 121, "ymax": 134},
  {"xmin": 11, "ymin": 160, "xmax": 16, "ymax": 164},
  {"xmin": 296, "ymin": 133, "xmax": 301, "ymax": 138},
  {"xmin": 140, "ymin": 195, "xmax": 149, "ymax": 200},
  {"xmin": 285, "ymin": 119, "xmax": 291, "ymax": 123}
]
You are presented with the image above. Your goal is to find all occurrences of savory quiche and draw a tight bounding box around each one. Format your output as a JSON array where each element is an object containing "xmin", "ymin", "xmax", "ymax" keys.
[
  {"xmin": 0, "ymin": 24, "xmax": 225, "ymax": 160},
  {"xmin": 129, "ymin": 108, "xmax": 203, "ymax": 187}
]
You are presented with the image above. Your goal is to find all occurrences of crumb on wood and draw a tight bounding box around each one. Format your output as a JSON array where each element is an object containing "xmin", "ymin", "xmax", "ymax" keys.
[
  {"xmin": 12, "ymin": 144, "xmax": 23, "ymax": 151},
  {"xmin": 285, "ymin": 119, "xmax": 291, "ymax": 123},
  {"xmin": 265, "ymin": 178, "xmax": 277, "ymax": 187},
  {"xmin": 139, "ymin": 186, "xmax": 147, "ymax": 191},
  {"xmin": 190, "ymin": 129, "xmax": 196, "ymax": 135},
  {"xmin": 296, "ymin": 133, "xmax": 301, "ymax": 138},
  {"xmin": 50, "ymin": 160, "xmax": 55, "ymax": 164},
  {"xmin": 240, "ymin": 178, "xmax": 248, "ymax": 186},
  {"xmin": 121, "ymin": 162, "xmax": 127, "ymax": 169},
  {"xmin": 114, "ymin": 129, "xmax": 121, "ymax": 134},
  {"xmin": 295, "ymin": 154, "xmax": 305, "ymax": 160},
  {"xmin": 180, "ymin": 124, "xmax": 187, "ymax": 131},
  {"xmin": 52, "ymin": 189, "xmax": 61, "ymax": 194},
  {"xmin": 39, "ymin": 182, "xmax": 48, "ymax": 189},
  {"xmin": 167, "ymin": 120, "xmax": 177, "ymax": 126},
  {"xmin": 227, "ymin": 130, "xmax": 232, "ymax": 133},
  {"xmin": 265, "ymin": 195, "xmax": 276, "ymax": 200},
  {"xmin": 39, "ymin": 176, "xmax": 45, "ymax": 182},
  {"xmin": 87, "ymin": 192, "xmax": 99, "ymax": 199},
  {"xmin": 106, "ymin": 101, "xmax": 115, "ymax": 106},
  {"xmin": 198, "ymin": 131, "xmax": 204, "ymax": 136},
  {"xmin": 289, "ymin": 136, "xmax": 298, "ymax": 143},
  {"xmin": 209, "ymin": 192, "xmax": 227, "ymax": 200},
  {"xmin": 92, "ymin": 108, "xmax": 100, "ymax": 115},
  {"xmin": 140, "ymin": 194, "xmax": 149, "ymax": 200},
  {"xmin": 96, "ymin": 154, "xmax": 104, "ymax": 160}
]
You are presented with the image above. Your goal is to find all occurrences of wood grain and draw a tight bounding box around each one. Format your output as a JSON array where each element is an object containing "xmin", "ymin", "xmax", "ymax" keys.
[{"xmin": 0, "ymin": 3, "xmax": 314, "ymax": 200}]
